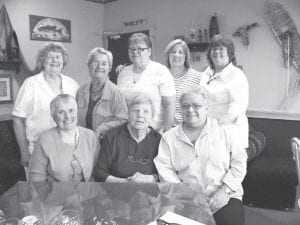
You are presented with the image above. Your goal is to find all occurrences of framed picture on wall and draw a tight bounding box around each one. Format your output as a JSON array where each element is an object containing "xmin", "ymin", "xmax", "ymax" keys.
[
  {"xmin": 0, "ymin": 74, "xmax": 12, "ymax": 103},
  {"xmin": 29, "ymin": 15, "xmax": 71, "ymax": 42}
]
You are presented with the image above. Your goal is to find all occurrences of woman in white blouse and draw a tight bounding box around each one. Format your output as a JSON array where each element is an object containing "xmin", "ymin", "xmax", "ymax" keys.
[
  {"xmin": 201, "ymin": 34, "xmax": 249, "ymax": 148},
  {"xmin": 154, "ymin": 87, "xmax": 247, "ymax": 225}
]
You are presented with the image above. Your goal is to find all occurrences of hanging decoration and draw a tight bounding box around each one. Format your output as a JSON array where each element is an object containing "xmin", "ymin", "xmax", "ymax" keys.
[
  {"xmin": 0, "ymin": 5, "xmax": 38, "ymax": 86},
  {"xmin": 264, "ymin": 0, "xmax": 300, "ymax": 109},
  {"xmin": 232, "ymin": 22, "xmax": 258, "ymax": 46},
  {"xmin": 209, "ymin": 13, "xmax": 220, "ymax": 40}
]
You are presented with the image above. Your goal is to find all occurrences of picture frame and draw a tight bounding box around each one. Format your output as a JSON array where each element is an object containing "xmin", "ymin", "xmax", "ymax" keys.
[
  {"xmin": 0, "ymin": 74, "xmax": 13, "ymax": 103},
  {"xmin": 29, "ymin": 15, "xmax": 71, "ymax": 42}
]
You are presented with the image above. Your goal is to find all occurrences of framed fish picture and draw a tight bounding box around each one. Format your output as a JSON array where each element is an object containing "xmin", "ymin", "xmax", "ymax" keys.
[{"xmin": 29, "ymin": 15, "xmax": 71, "ymax": 42}]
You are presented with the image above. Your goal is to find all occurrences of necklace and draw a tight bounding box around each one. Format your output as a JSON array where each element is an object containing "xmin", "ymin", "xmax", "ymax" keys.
[
  {"xmin": 207, "ymin": 73, "xmax": 219, "ymax": 85},
  {"xmin": 57, "ymin": 127, "xmax": 79, "ymax": 150}
]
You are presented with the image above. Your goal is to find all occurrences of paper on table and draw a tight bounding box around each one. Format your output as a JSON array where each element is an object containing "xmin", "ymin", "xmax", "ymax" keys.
[{"xmin": 148, "ymin": 211, "xmax": 206, "ymax": 225}]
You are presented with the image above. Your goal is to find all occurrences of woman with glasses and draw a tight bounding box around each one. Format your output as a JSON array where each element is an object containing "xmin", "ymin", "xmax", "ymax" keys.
[
  {"xmin": 94, "ymin": 94, "xmax": 161, "ymax": 183},
  {"xmin": 201, "ymin": 34, "xmax": 249, "ymax": 148},
  {"xmin": 12, "ymin": 42, "xmax": 79, "ymax": 177},
  {"xmin": 154, "ymin": 87, "xmax": 247, "ymax": 225},
  {"xmin": 76, "ymin": 47, "xmax": 128, "ymax": 141},
  {"xmin": 29, "ymin": 94, "xmax": 99, "ymax": 182},
  {"xmin": 164, "ymin": 39, "xmax": 202, "ymax": 126},
  {"xmin": 117, "ymin": 33, "xmax": 176, "ymax": 132}
]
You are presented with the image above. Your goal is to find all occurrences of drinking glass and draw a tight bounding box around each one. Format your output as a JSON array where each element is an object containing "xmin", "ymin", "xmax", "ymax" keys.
[
  {"xmin": 0, "ymin": 218, "xmax": 20, "ymax": 225},
  {"xmin": 59, "ymin": 209, "xmax": 80, "ymax": 225}
]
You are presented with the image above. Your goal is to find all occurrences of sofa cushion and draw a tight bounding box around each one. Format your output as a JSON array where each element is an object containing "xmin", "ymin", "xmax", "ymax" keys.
[
  {"xmin": 245, "ymin": 156, "xmax": 298, "ymax": 186},
  {"xmin": 246, "ymin": 127, "xmax": 266, "ymax": 162}
]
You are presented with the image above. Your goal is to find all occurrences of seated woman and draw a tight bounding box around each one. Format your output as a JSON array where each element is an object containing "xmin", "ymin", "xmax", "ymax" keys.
[
  {"xmin": 77, "ymin": 47, "xmax": 128, "ymax": 141},
  {"xmin": 154, "ymin": 87, "xmax": 247, "ymax": 225},
  {"xmin": 94, "ymin": 94, "xmax": 161, "ymax": 183},
  {"xmin": 29, "ymin": 94, "xmax": 100, "ymax": 182}
]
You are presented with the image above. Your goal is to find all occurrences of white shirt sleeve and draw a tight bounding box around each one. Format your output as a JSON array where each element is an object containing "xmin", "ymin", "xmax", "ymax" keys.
[
  {"xmin": 222, "ymin": 127, "xmax": 248, "ymax": 192},
  {"xmin": 154, "ymin": 136, "xmax": 182, "ymax": 183},
  {"xmin": 158, "ymin": 65, "xmax": 176, "ymax": 97},
  {"xmin": 227, "ymin": 69, "xmax": 249, "ymax": 116},
  {"xmin": 12, "ymin": 78, "xmax": 33, "ymax": 118}
]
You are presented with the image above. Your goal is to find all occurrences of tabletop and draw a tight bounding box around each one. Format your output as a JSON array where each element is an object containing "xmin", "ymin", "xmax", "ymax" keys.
[{"xmin": 0, "ymin": 182, "xmax": 216, "ymax": 225}]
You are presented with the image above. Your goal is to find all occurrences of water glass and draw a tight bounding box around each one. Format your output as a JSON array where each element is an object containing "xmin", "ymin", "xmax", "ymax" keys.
[
  {"xmin": 0, "ymin": 218, "xmax": 20, "ymax": 225},
  {"xmin": 59, "ymin": 210, "xmax": 80, "ymax": 225}
]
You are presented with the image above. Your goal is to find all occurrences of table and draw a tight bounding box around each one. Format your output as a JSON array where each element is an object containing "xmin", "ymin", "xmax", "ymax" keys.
[{"xmin": 0, "ymin": 182, "xmax": 216, "ymax": 225}]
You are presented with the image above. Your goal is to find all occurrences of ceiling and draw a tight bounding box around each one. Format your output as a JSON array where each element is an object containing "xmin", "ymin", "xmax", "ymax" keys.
[{"xmin": 85, "ymin": 0, "xmax": 118, "ymax": 4}]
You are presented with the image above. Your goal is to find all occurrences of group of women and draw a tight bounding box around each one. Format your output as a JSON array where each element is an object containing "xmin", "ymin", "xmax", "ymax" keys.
[{"xmin": 12, "ymin": 32, "xmax": 249, "ymax": 225}]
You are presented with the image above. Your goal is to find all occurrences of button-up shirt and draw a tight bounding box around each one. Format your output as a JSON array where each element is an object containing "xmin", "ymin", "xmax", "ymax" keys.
[
  {"xmin": 201, "ymin": 62, "xmax": 249, "ymax": 147},
  {"xmin": 77, "ymin": 79, "xmax": 128, "ymax": 133},
  {"xmin": 154, "ymin": 119, "xmax": 247, "ymax": 200},
  {"xmin": 12, "ymin": 72, "xmax": 79, "ymax": 153}
]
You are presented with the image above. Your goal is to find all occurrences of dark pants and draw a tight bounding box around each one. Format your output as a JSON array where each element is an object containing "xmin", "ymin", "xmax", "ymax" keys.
[{"xmin": 213, "ymin": 198, "xmax": 245, "ymax": 225}]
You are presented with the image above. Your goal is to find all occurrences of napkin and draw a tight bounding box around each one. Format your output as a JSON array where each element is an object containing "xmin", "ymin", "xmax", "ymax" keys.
[{"xmin": 148, "ymin": 211, "xmax": 206, "ymax": 225}]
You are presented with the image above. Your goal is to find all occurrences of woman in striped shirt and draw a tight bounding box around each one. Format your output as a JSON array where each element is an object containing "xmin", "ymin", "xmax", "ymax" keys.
[{"xmin": 165, "ymin": 39, "xmax": 202, "ymax": 125}]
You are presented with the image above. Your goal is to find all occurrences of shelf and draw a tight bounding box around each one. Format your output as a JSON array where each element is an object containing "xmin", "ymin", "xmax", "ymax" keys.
[
  {"xmin": 0, "ymin": 60, "xmax": 21, "ymax": 72},
  {"xmin": 187, "ymin": 42, "xmax": 209, "ymax": 52}
]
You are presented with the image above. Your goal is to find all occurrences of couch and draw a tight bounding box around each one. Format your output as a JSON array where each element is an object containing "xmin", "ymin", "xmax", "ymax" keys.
[
  {"xmin": 242, "ymin": 115, "xmax": 299, "ymax": 210},
  {"xmin": 0, "ymin": 120, "xmax": 25, "ymax": 195}
]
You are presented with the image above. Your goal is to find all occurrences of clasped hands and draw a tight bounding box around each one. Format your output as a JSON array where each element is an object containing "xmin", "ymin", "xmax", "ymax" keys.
[
  {"xmin": 207, "ymin": 186, "xmax": 231, "ymax": 213},
  {"xmin": 127, "ymin": 172, "xmax": 156, "ymax": 183}
]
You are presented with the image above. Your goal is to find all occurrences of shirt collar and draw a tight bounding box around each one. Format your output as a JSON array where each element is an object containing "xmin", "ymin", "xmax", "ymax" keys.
[
  {"xmin": 83, "ymin": 79, "xmax": 113, "ymax": 100},
  {"xmin": 175, "ymin": 119, "xmax": 210, "ymax": 143},
  {"xmin": 206, "ymin": 62, "xmax": 234, "ymax": 83}
]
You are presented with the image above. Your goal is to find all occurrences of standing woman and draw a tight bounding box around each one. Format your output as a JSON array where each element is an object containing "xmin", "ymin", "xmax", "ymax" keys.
[
  {"xmin": 12, "ymin": 42, "xmax": 79, "ymax": 172},
  {"xmin": 165, "ymin": 39, "xmax": 202, "ymax": 125},
  {"xmin": 201, "ymin": 34, "xmax": 249, "ymax": 148},
  {"xmin": 117, "ymin": 33, "xmax": 176, "ymax": 132},
  {"xmin": 76, "ymin": 47, "xmax": 128, "ymax": 140}
]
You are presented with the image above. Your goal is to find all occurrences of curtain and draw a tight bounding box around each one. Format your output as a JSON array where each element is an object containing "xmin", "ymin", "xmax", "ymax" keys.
[{"xmin": 0, "ymin": 5, "xmax": 39, "ymax": 86}]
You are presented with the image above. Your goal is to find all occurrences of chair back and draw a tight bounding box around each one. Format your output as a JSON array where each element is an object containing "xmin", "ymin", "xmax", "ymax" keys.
[{"xmin": 291, "ymin": 137, "xmax": 300, "ymax": 183}]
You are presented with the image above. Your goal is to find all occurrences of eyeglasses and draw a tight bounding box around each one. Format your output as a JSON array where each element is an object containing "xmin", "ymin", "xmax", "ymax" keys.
[
  {"xmin": 128, "ymin": 154, "xmax": 149, "ymax": 165},
  {"xmin": 181, "ymin": 104, "xmax": 204, "ymax": 110},
  {"xmin": 156, "ymin": 218, "xmax": 181, "ymax": 225},
  {"xmin": 45, "ymin": 54, "xmax": 63, "ymax": 61},
  {"xmin": 128, "ymin": 47, "xmax": 149, "ymax": 53}
]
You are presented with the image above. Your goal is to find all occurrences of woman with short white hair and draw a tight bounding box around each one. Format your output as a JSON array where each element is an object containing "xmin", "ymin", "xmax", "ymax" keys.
[
  {"xmin": 94, "ymin": 94, "xmax": 161, "ymax": 183},
  {"xmin": 29, "ymin": 94, "xmax": 99, "ymax": 182},
  {"xmin": 154, "ymin": 86, "xmax": 247, "ymax": 225},
  {"xmin": 77, "ymin": 47, "xmax": 128, "ymax": 141}
]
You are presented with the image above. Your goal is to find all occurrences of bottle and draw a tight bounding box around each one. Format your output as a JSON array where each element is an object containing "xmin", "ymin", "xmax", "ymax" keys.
[
  {"xmin": 198, "ymin": 29, "xmax": 203, "ymax": 42},
  {"xmin": 7, "ymin": 30, "xmax": 19, "ymax": 61},
  {"xmin": 204, "ymin": 29, "xmax": 208, "ymax": 42}
]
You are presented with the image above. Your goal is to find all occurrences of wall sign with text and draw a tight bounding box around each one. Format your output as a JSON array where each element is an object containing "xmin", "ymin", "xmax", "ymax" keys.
[{"xmin": 123, "ymin": 19, "xmax": 148, "ymax": 27}]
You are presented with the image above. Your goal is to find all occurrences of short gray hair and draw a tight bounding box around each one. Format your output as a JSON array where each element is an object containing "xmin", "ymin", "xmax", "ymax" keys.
[
  {"xmin": 87, "ymin": 47, "xmax": 113, "ymax": 70},
  {"xmin": 128, "ymin": 94, "xmax": 155, "ymax": 118},
  {"xmin": 36, "ymin": 42, "xmax": 68, "ymax": 71},
  {"xmin": 164, "ymin": 39, "xmax": 191, "ymax": 69},
  {"xmin": 179, "ymin": 85, "xmax": 209, "ymax": 106},
  {"xmin": 50, "ymin": 94, "xmax": 76, "ymax": 116}
]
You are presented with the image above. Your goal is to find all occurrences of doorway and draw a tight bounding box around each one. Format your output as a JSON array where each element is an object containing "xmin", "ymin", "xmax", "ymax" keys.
[{"xmin": 106, "ymin": 30, "xmax": 149, "ymax": 84}]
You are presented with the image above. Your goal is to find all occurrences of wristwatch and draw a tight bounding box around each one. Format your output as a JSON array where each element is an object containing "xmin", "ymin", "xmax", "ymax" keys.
[{"xmin": 222, "ymin": 185, "xmax": 232, "ymax": 195}]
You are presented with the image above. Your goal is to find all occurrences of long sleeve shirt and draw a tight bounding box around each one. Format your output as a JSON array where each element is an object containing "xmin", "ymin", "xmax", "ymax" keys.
[
  {"xmin": 154, "ymin": 119, "xmax": 247, "ymax": 200},
  {"xmin": 94, "ymin": 123, "xmax": 161, "ymax": 181},
  {"xmin": 29, "ymin": 126, "xmax": 100, "ymax": 182},
  {"xmin": 77, "ymin": 79, "xmax": 128, "ymax": 133},
  {"xmin": 201, "ymin": 63, "xmax": 249, "ymax": 147}
]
